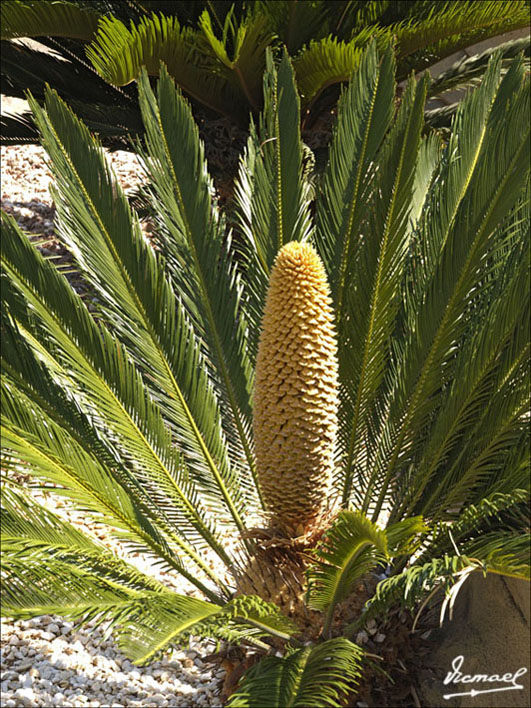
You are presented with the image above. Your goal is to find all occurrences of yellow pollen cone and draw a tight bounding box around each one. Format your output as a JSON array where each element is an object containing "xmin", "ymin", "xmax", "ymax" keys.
[{"xmin": 253, "ymin": 241, "xmax": 338, "ymax": 536}]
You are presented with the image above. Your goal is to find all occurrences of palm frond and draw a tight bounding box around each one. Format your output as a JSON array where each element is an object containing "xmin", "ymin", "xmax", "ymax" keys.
[
  {"xmin": 395, "ymin": 221, "xmax": 530, "ymax": 520},
  {"xmin": 24, "ymin": 88, "xmax": 249, "ymax": 540},
  {"xmin": 428, "ymin": 35, "xmax": 531, "ymax": 98},
  {"xmin": 227, "ymin": 638, "xmax": 364, "ymax": 708},
  {"xmin": 252, "ymin": 0, "xmax": 330, "ymax": 54},
  {"xmin": 424, "ymin": 102, "xmax": 458, "ymax": 129},
  {"xmin": 394, "ymin": 0, "xmax": 529, "ymax": 71},
  {"xmin": 1, "ymin": 486, "xmax": 175, "ymax": 624},
  {"xmin": 1, "ymin": 213, "xmax": 235, "ymax": 590},
  {"xmin": 346, "ymin": 546, "xmax": 529, "ymax": 636},
  {"xmin": 116, "ymin": 593, "xmax": 297, "ymax": 665},
  {"xmin": 198, "ymin": 8, "xmax": 273, "ymax": 113},
  {"xmin": 293, "ymin": 30, "xmax": 389, "ymax": 106},
  {"xmin": 464, "ymin": 534, "xmax": 530, "ymax": 580},
  {"xmin": 315, "ymin": 41, "xmax": 395, "ymax": 302},
  {"xmin": 0, "ymin": 35, "xmax": 141, "ymax": 149},
  {"xmin": 426, "ymin": 489, "xmax": 530, "ymax": 560},
  {"xmin": 386, "ymin": 516, "xmax": 428, "ymax": 558},
  {"xmin": 134, "ymin": 66, "xmax": 257, "ymax": 501},
  {"xmin": 1, "ymin": 0, "xmax": 101, "ymax": 41},
  {"xmin": 0, "ymin": 309, "xmax": 234, "ymax": 599},
  {"xmin": 334, "ymin": 68, "xmax": 428, "ymax": 507},
  {"xmin": 1, "ymin": 489, "xmax": 295, "ymax": 660},
  {"xmin": 0, "ymin": 111, "xmax": 39, "ymax": 144},
  {"xmin": 87, "ymin": 10, "xmax": 272, "ymax": 123},
  {"xmin": 232, "ymin": 48, "xmax": 313, "ymax": 359},
  {"xmin": 308, "ymin": 511, "xmax": 388, "ymax": 637},
  {"xmin": 1, "ymin": 485, "xmax": 170, "ymax": 593},
  {"xmin": 364, "ymin": 51, "xmax": 530, "ymax": 521}
]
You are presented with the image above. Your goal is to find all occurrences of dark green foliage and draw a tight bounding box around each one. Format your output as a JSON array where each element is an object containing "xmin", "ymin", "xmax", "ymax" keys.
[{"xmin": 1, "ymin": 0, "xmax": 529, "ymax": 146}]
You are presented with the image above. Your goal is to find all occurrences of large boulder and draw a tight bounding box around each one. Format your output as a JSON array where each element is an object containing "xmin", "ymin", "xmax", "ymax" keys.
[{"xmin": 419, "ymin": 574, "xmax": 530, "ymax": 707}]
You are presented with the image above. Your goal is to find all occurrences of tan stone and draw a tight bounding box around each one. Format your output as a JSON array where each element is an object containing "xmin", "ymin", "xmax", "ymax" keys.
[{"xmin": 419, "ymin": 574, "xmax": 530, "ymax": 707}]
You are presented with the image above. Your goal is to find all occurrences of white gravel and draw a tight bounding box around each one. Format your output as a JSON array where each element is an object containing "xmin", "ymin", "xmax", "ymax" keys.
[{"xmin": 1, "ymin": 144, "xmax": 226, "ymax": 707}]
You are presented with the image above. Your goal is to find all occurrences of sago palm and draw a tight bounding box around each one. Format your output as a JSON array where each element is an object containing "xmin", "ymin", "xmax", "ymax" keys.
[
  {"xmin": 1, "ymin": 44, "xmax": 530, "ymax": 706},
  {"xmin": 2, "ymin": 0, "xmax": 529, "ymax": 142}
]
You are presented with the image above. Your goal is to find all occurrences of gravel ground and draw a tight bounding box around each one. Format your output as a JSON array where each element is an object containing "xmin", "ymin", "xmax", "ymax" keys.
[{"xmin": 1, "ymin": 144, "xmax": 226, "ymax": 707}]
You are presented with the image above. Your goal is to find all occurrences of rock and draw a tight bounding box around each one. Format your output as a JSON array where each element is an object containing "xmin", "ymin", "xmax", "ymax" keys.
[
  {"xmin": 419, "ymin": 574, "xmax": 530, "ymax": 708},
  {"xmin": 374, "ymin": 633, "xmax": 386, "ymax": 643},
  {"xmin": 47, "ymin": 623, "xmax": 60, "ymax": 635},
  {"xmin": 14, "ymin": 686, "xmax": 35, "ymax": 705}
]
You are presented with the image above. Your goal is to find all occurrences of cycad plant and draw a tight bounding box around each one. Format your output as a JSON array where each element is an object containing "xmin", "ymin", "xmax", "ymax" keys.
[
  {"xmin": 2, "ymin": 43, "xmax": 530, "ymax": 706},
  {"xmin": 2, "ymin": 0, "xmax": 529, "ymax": 143}
]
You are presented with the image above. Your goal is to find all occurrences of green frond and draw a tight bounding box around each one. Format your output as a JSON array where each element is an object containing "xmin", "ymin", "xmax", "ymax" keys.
[
  {"xmin": 332, "ymin": 64, "xmax": 428, "ymax": 507},
  {"xmin": 198, "ymin": 9, "xmax": 274, "ymax": 113},
  {"xmin": 394, "ymin": 0, "xmax": 529, "ymax": 70},
  {"xmin": 408, "ymin": 131, "xmax": 443, "ymax": 229},
  {"xmin": 1, "ymin": 486, "xmax": 176, "ymax": 625},
  {"xmin": 1, "ymin": 485, "xmax": 169, "ymax": 593},
  {"xmin": 307, "ymin": 511, "xmax": 388, "ymax": 636},
  {"xmin": 87, "ymin": 10, "xmax": 272, "ymax": 122},
  {"xmin": 24, "ymin": 87, "xmax": 249, "ymax": 539},
  {"xmin": 232, "ymin": 48, "xmax": 313, "ymax": 359},
  {"xmin": 116, "ymin": 593, "xmax": 297, "ymax": 665},
  {"xmin": 364, "ymin": 51, "xmax": 530, "ymax": 521},
  {"xmin": 0, "ymin": 375, "xmax": 226, "ymax": 602},
  {"xmin": 1, "ymin": 490, "xmax": 294, "ymax": 658},
  {"xmin": 395, "ymin": 222, "xmax": 530, "ymax": 520},
  {"xmin": 424, "ymin": 102, "xmax": 458, "ymax": 129},
  {"xmin": 1, "ymin": 214, "xmax": 234, "ymax": 591},
  {"xmin": 386, "ymin": 516, "xmax": 428, "ymax": 558},
  {"xmin": 350, "ymin": 533, "xmax": 530, "ymax": 635},
  {"xmin": 293, "ymin": 30, "xmax": 390, "ymax": 106},
  {"xmin": 1, "ymin": 0, "xmax": 101, "ymax": 41},
  {"xmin": 252, "ymin": 0, "xmax": 330, "ymax": 54},
  {"xmin": 315, "ymin": 41, "xmax": 395, "ymax": 301},
  {"xmin": 0, "ymin": 112, "xmax": 40, "ymax": 145},
  {"xmin": 428, "ymin": 489, "xmax": 530, "ymax": 557},
  {"xmin": 227, "ymin": 638, "xmax": 364, "ymax": 708},
  {"xmin": 0, "ymin": 35, "xmax": 141, "ymax": 149},
  {"xmin": 428, "ymin": 35, "xmax": 531, "ymax": 98},
  {"xmin": 465, "ymin": 534, "xmax": 530, "ymax": 580},
  {"xmin": 135, "ymin": 66, "xmax": 258, "ymax": 502},
  {"xmin": 346, "ymin": 554, "xmax": 479, "ymax": 634}
]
